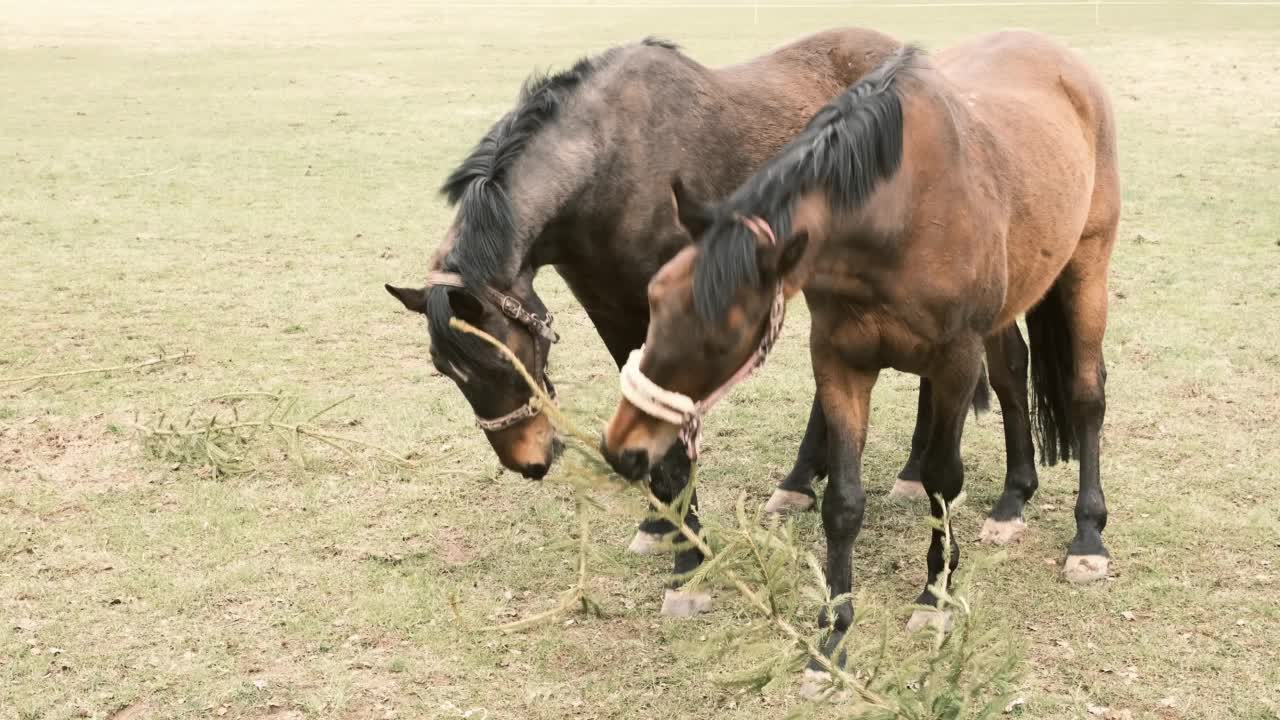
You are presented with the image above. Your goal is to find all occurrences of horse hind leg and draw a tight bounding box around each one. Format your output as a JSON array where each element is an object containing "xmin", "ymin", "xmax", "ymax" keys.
[
  {"xmin": 888, "ymin": 377, "xmax": 932, "ymax": 499},
  {"xmin": 1062, "ymin": 238, "xmax": 1113, "ymax": 583},
  {"xmin": 1027, "ymin": 229, "xmax": 1115, "ymax": 584},
  {"xmin": 765, "ymin": 395, "xmax": 826, "ymax": 514},
  {"xmin": 978, "ymin": 324, "xmax": 1039, "ymax": 545},
  {"xmin": 909, "ymin": 348, "xmax": 983, "ymax": 632}
]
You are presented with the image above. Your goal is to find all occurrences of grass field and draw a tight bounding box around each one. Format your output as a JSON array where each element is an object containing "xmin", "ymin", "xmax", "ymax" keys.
[{"xmin": 4, "ymin": 1, "xmax": 1280, "ymax": 718}]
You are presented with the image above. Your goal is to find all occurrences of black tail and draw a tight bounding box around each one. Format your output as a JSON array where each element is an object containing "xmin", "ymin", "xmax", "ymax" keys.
[
  {"xmin": 971, "ymin": 362, "xmax": 991, "ymax": 418},
  {"xmin": 1026, "ymin": 284, "xmax": 1078, "ymax": 466}
]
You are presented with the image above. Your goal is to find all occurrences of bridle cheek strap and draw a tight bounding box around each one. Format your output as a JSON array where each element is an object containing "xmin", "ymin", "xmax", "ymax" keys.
[
  {"xmin": 618, "ymin": 216, "xmax": 787, "ymax": 461},
  {"xmin": 426, "ymin": 270, "xmax": 560, "ymax": 432},
  {"xmin": 473, "ymin": 380, "xmax": 558, "ymax": 433}
]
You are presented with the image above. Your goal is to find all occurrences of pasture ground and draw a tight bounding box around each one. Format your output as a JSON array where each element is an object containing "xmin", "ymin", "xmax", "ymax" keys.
[{"xmin": 3, "ymin": 1, "xmax": 1279, "ymax": 718}]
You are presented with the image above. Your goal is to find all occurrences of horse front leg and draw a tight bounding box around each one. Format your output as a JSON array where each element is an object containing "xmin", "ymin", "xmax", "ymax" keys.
[
  {"xmin": 800, "ymin": 357, "xmax": 878, "ymax": 697},
  {"xmin": 648, "ymin": 444, "xmax": 711, "ymax": 616}
]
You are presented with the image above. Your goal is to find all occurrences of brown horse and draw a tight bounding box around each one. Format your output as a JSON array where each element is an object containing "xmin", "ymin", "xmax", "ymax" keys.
[
  {"xmin": 603, "ymin": 30, "xmax": 1119, "ymax": 673},
  {"xmin": 387, "ymin": 31, "xmax": 1037, "ymax": 615}
]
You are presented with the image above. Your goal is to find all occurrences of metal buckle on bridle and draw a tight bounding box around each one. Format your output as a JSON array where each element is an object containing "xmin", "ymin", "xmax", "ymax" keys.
[{"xmin": 425, "ymin": 270, "xmax": 561, "ymax": 431}]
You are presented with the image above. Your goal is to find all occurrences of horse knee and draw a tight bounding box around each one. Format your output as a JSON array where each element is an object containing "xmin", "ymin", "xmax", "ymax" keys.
[
  {"xmin": 820, "ymin": 479, "xmax": 866, "ymax": 539},
  {"xmin": 921, "ymin": 451, "xmax": 964, "ymax": 501}
]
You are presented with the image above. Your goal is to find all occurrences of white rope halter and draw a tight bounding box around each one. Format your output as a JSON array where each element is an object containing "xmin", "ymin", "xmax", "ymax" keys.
[{"xmin": 619, "ymin": 216, "xmax": 787, "ymax": 460}]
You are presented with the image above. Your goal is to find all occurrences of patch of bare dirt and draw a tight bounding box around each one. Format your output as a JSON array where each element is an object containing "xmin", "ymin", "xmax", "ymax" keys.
[
  {"xmin": 108, "ymin": 701, "xmax": 148, "ymax": 720},
  {"xmin": 0, "ymin": 415, "xmax": 140, "ymax": 491},
  {"xmin": 433, "ymin": 526, "xmax": 475, "ymax": 568}
]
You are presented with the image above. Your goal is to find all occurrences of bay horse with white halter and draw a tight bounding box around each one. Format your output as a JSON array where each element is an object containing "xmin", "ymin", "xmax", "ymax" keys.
[
  {"xmin": 387, "ymin": 30, "xmax": 1035, "ymax": 614},
  {"xmin": 603, "ymin": 30, "xmax": 1119, "ymax": 668}
]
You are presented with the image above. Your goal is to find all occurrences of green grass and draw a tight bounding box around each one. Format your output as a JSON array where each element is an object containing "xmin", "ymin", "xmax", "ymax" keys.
[{"xmin": 3, "ymin": 1, "xmax": 1280, "ymax": 718}]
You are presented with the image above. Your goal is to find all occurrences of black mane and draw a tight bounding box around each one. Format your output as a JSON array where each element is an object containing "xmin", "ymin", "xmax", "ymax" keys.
[
  {"xmin": 438, "ymin": 36, "xmax": 680, "ymax": 289},
  {"xmin": 693, "ymin": 46, "xmax": 922, "ymax": 322},
  {"xmin": 429, "ymin": 38, "xmax": 680, "ymax": 373},
  {"xmin": 438, "ymin": 57, "xmax": 595, "ymax": 289}
]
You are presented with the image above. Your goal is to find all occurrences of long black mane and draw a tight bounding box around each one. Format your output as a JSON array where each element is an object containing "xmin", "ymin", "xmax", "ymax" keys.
[
  {"xmin": 428, "ymin": 37, "xmax": 680, "ymax": 374},
  {"xmin": 439, "ymin": 36, "xmax": 679, "ymax": 289},
  {"xmin": 693, "ymin": 46, "xmax": 922, "ymax": 322}
]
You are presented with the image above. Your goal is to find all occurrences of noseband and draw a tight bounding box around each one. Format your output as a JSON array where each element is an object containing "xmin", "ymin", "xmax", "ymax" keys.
[
  {"xmin": 427, "ymin": 271, "xmax": 560, "ymax": 432},
  {"xmin": 619, "ymin": 216, "xmax": 787, "ymax": 460}
]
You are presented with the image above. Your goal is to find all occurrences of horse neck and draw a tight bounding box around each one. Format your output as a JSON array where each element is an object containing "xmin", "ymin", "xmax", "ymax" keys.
[
  {"xmin": 787, "ymin": 179, "xmax": 911, "ymax": 297},
  {"xmin": 494, "ymin": 120, "xmax": 598, "ymax": 281},
  {"xmin": 507, "ymin": 60, "xmax": 736, "ymax": 275},
  {"xmin": 793, "ymin": 89, "xmax": 957, "ymax": 297}
]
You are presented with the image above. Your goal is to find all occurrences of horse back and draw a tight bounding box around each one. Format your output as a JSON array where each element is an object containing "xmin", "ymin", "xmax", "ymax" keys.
[{"xmin": 930, "ymin": 31, "xmax": 1119, "ymax": 322}]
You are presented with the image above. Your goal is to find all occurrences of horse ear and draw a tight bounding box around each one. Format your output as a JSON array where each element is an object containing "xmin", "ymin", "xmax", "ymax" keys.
[
  {"xmin": 671, "ymin": 177, "xmax": 713, "ymax": 239},
  {"xmin": 385, "ymin": 284, "xmax": 429, "ymax": 314},
  {"xmin": 446, "ymin": 287, "xmax": 484, "ymax": 324},
  {"xmin": 759, "ymin": 231, "xmax": 809, "ymax": 281}
]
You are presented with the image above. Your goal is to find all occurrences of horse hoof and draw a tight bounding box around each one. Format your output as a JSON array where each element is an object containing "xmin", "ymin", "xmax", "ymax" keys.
[
  {"xmin": 627, "ymin": 530, "xmax": 665, "ymax": 555},
  {"xmin": 906, "ymin": 608, "xmax": 954, "ymax": 633},
  {"xmin": 978, "ymin": 517, "xmax": 1027, "ymax": 545},
  {"xmin": 888, "ymin": 478, "xmax": 928, "ymax": 499},
  {"xmin": 798, "ymin": 669, "xmax": 832, "ymax": 700},
  {"xmin": 1062, "ymin": 554, "xmax": 1109, "ymax": 584},
  {"xmin": 661, "ymin": 589, "xmax": 712, "ymax": 617},
  {"xmin": 764, "ymin": 489, "xmax": 815, "ymax": 515}
]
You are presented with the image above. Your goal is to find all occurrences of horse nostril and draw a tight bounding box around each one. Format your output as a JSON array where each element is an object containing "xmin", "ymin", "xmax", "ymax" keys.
[{"xmin": 522, "ymin": 463, "xmax": 549, "ymax": 480}]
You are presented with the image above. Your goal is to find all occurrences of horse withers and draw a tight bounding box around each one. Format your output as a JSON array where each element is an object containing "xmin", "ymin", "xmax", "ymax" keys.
[{"xmin": 603, "ymin": 30, "xmax": 1119, "ymax": 676}]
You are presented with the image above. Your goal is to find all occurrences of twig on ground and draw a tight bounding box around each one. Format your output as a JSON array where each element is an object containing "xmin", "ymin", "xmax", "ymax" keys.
[
  {"xmin": 109, "ymin": 164, "xmax": 181, "ymax": 180},
  {"xmin": 490, "ymin": 493, "xmax": 599, "ymax": 633},
  {"xmin": 131, "ymin": 392, "xmax": 414, "ymax": 477},
  {"xmin": 1, "ymin": 351, "xmax": 193, "ymax": 386},
  {"xmin": 446, "ymin": 318, "xmax": 1021, "ymax": 716}
]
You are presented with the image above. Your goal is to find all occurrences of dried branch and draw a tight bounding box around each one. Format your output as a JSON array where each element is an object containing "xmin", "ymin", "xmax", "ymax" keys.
[
  {"xmin": 1, "ymin": 351, "xmax": 193, "ymax": 386},
  {"xmin": 131, "ymin": 392, "xmax": 414, "ymax": 478},
  {"xmin": 489, "ymin": 493, "xmax": 600, "ymax": 633},
  {"xmin": 447, "ymin": 318, "xmax": 1022, "ymax": 715}
]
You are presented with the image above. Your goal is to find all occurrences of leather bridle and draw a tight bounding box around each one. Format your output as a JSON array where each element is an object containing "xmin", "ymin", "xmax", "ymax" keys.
[{"xmin": 427, "ymin": 271, "xmax": 560, "ymax": 432}]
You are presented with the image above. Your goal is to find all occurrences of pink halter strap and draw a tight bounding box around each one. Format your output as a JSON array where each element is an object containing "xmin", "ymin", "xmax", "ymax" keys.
[{"xmin": 619, "ymin": 215, "xmax": 787, "ymax": 460}]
